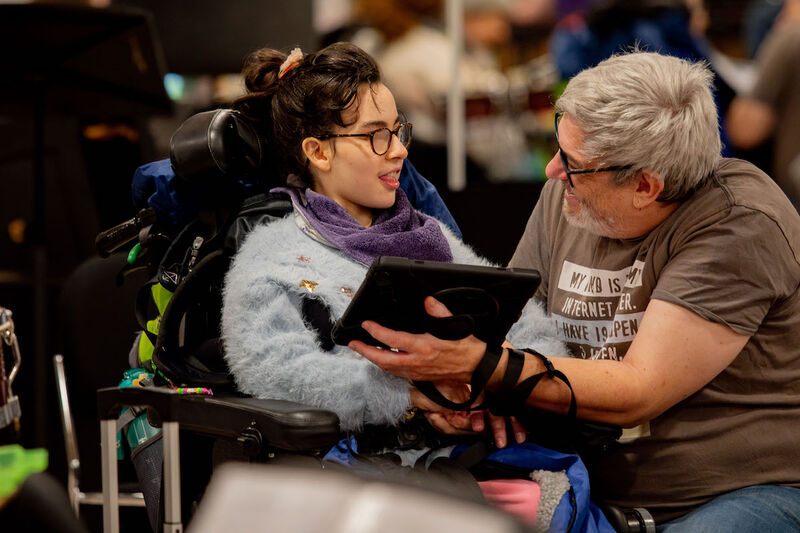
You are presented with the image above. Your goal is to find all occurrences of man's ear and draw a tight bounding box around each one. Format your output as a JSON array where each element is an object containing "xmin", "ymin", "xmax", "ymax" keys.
[
  {"xmin": 302, "ymin": 137, "xmax": 331, "ymax": 173},
  {"xmin": 633, "ymin": 169, "xmax": 664, "ymax": 209}
]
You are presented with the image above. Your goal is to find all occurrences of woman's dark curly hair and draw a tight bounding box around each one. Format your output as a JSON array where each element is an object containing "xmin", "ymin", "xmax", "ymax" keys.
[{"xmin": 234, "ymin": 42, "xmax": 382, "ymax": 187}]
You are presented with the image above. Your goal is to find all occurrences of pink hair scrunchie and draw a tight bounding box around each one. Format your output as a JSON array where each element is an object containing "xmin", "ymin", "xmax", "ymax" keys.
[{"xmin": 278, "ymin": 47, "xmax": 303, "ymax": 79}]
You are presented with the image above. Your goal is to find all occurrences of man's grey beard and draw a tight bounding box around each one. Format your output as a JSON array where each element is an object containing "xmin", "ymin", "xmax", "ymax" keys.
[{"xmin": 562, "ymin": 197, "xmax": 626, "ymax": 239}]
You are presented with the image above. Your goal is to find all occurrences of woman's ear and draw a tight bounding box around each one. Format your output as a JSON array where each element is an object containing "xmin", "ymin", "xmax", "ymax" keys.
[
  {"xmin": 632, "ymin": 169, "xmax": 665, "ymax": 209},
  {"xmin": 302, "ymin": 137, "xmax": 331, "ymax": 173}
]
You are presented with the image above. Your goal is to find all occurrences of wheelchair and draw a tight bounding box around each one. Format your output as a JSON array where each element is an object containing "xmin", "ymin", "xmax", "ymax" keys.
[{"xmin": 91, "ymin": 108, "xmax": 654, "ymax": 533}]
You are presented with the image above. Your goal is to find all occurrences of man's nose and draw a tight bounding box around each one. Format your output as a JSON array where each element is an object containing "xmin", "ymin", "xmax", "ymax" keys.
[{"xmin": 545, "ymin": 151, "xmax": 567, "ymax": 182}]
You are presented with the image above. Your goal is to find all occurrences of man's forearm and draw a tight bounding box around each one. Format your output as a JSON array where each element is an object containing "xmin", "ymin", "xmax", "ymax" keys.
[
  {"xmin": 486, "ymin": 346, "xmax": 646, "ymax": 426},
  {"xmin": 486, "ymin": 299, "xmax": 748, "ymax": 426}
]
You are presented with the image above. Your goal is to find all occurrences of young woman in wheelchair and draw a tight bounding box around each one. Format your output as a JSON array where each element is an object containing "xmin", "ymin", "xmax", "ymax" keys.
[{"xmin": 221, "ymin": 42, "xmax": 566, "ymax": 451}]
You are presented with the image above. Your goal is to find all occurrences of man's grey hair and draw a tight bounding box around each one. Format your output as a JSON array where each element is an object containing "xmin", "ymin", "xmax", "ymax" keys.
[{"xmin": 555, "ymin": 51, "xmax": 721, "ymax": 202}]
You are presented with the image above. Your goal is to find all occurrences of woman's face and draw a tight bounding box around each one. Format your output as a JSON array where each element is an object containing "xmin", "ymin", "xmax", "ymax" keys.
[{"xmin": 310, "ymin": 82, "xmax": 408, "ymax": 227}]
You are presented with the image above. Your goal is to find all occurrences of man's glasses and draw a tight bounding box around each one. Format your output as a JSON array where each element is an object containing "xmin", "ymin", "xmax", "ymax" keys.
[
  {"xmin": 554, "ymin": 112, "xmax": 632, "ymax": 187},
  {"xmin": 319, "ymin": 122, "xmax": 413, "ymax": 156}
]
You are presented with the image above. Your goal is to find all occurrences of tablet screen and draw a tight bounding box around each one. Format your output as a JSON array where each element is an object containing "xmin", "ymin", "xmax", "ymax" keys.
[{"xmin": 331, "ymin": 257, "xmax": 541, "ymax": 348}]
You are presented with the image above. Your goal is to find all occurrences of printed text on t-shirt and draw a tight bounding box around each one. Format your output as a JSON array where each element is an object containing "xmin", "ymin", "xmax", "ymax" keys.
[{"xmin": 552, "ymin": 260, "xmax": 647, "ymax": 360}]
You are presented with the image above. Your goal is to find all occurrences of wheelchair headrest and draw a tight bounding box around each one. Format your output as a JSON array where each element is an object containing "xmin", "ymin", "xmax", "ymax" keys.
[{"xmin": 169, "ymin": 108, "xmax": 264, "ymax": 185}]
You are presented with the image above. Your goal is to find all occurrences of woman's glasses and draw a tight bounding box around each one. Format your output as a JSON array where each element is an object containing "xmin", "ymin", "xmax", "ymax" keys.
[
  {"xmin": 554, "ymin": 112, "xmax": 632, "ymax": 187},
  {"xmin": 319, "ymin": 122, "xmax": 413, "ymax": 156}
]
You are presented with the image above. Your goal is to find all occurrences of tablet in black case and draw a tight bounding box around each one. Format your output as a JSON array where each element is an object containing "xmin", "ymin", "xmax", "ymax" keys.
[{"xmin": 331, "ymin": 256, "xmax": 541, "ymax": 348}]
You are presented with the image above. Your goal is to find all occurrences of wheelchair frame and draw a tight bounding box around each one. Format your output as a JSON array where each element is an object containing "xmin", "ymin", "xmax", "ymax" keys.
[{"xmin": 98, "ymin": 386, "xmax": 342, "ymax": 533}]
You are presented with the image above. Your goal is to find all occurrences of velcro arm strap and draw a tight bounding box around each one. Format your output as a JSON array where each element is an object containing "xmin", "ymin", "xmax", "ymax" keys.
[
  {"xmin": 413, "ymin": 344, "xmax": 504, "ymax": 411},
  {"xmin": 486, "ymin": 348, "xmax": 526, "ymax": 416},
  {"xmin": 497, "ymin": 348, "xmax": 525, "ymax": 396},
  {"xmin": 512, "ymin": 348, "xmax": 577, "ymax": 419}
]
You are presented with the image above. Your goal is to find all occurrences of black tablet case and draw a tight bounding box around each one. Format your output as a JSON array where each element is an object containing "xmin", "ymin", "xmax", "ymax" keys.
[{"xmin": 331, "ymin": 257, "xmax": 541, "ymax": 348}]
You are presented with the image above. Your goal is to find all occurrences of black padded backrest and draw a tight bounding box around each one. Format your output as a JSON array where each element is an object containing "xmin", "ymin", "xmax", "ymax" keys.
[{"xmin": 169, "ymin": 108, "xmax": 264, "ymax": 186}]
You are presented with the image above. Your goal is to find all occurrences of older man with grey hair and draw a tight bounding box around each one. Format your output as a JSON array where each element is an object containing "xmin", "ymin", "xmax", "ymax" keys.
[{"xmin": 352, "ymin": 51, "xmax": 800, "ymax": 531}]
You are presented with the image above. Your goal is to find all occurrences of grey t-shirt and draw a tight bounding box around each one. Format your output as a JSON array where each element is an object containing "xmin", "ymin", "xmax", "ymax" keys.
[{"xmin": 510, "ymin": 158, "xmax": 800, "ymax": 521}]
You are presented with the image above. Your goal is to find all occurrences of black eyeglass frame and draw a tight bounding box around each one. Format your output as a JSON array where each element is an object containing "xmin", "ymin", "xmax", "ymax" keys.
[
  {"xmin": 554, "ymin": 112, "xmax": 633, "ymax": 187},
  {"xmin": 318, "ymin": 122, "xmax": 413, "ymax": 156}
]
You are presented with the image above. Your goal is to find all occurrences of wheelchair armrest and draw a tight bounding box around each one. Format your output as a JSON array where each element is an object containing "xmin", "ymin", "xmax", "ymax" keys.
[
  {"xmin": 197, "ymin": 395, "xmax": 343, "ymax": 452},
  {"xmin": 97, "ymin": 387, "xmax": 342, "ymax": 453}
]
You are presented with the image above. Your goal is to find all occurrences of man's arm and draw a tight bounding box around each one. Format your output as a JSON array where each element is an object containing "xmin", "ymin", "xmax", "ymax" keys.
[{"xmin": 351, "ymin": 297, "xmax": 749, "ymax": 427}]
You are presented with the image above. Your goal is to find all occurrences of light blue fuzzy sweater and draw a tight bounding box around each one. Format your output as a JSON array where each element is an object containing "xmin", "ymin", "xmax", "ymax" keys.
[{"xmin": 221, "ymin": 214, "xmax": 569, "ymax": 431}]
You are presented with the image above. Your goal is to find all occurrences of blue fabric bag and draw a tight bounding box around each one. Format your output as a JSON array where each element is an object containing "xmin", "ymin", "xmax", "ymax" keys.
[
  {"xmin": 322, "ymin": 436, "xmax": 388, "ymax": 479},
  {"xmin": 457, "ymin": 441, "xmax": 615, "ymax": 533},
  {"xmin": 131, "ymin": 159, "xmax": 202, "ymax": 226},
  {"xmin": 325, "ymin": 437, "xmax": 615, "ymax": 533}
]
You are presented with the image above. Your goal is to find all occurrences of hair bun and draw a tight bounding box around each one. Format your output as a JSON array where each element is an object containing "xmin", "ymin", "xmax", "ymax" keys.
[{"xmin": 242, "ymin": 48, "xmax": 286, "ymax": 94}]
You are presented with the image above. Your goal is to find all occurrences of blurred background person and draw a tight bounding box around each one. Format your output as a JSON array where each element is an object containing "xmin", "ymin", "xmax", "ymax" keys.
[
  {"xmin": 549, "ymin": 0, "xmax": 737, "ymax": 156},
  {"xmin": 743, "ymin": 0, "xmax": 786, "ymax": 58},
  {"xmin": 726, "ymin": 0, "xmax": 800, "ymax": 205},
  {"xmin": 347, "ymin": 0, "xmax": 531, "ymax": 186},
  {"xmin": 549, "ymin": 0, "xmax": 712, "ymax": 78}
]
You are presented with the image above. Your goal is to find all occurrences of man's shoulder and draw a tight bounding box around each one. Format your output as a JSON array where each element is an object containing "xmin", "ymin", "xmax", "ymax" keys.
[
  {"xmin": 686, "ymin": 158, "xmax": 785, "ymax": 211},
  {"xmin": 678, "ymin": 158, "xmax": 800, "ymax": 263},
  {"xmin": 710, "ymin": 158, "xmax": 796, "ymax": 215}
]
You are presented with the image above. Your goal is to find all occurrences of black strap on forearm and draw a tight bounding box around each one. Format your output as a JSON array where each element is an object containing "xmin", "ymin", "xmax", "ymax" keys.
[
  {"xmin": 413, "ymin": 343, "xmax": 504, "ymax": 411},
  {"xmin": 486, "ymin": 348, "xmax": 525, "ymax": 416},
  {"xmin": 511, "ymin": 348, "xmax": 577, "ymax": 419},
  {"xmin": 497, "ymin": 348, "xmax": 525, "ymax": 397},
  {"xmin": 486, "ymin": 348, "xmax": 577, "ymax": 419},
  {"xmin": 414, "ymin": 345, "xmax": 577, "ymax": 419}
]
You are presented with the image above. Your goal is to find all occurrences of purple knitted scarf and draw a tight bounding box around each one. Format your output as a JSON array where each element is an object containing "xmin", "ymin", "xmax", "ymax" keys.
[{"xmin": 274, "ymin": 187, "xmax": 453, "ymax": 266}]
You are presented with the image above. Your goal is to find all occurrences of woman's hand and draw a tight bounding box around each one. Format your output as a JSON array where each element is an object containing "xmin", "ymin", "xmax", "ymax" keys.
[
  {"xmin": 409, "ymin": 381, "xmax": 469, "ymax": 412},
  {"xmin": 422, "ymin": 407, "xmax": 528, "ymax": 446},
  {"xmin": 425, "ymin": 411, "xmax": 476, "ymax": 434},
  {"xmin": 356, "ymin": 296, "xmax": 528, "ymax": 445},
  {"xmin": 409, "ymin": 384, "xmax": 527, "ymax": 446},
  {"xmin": 410, "ymin": 383, "xmax": 478, "ymax": 435},
  {"xmin": 349, "ymin": 297, "xmax": 487, "ymax": 383},
  {"xmin": 469, "ymin": 412, "xmax": 528, "ymax": 448}
]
